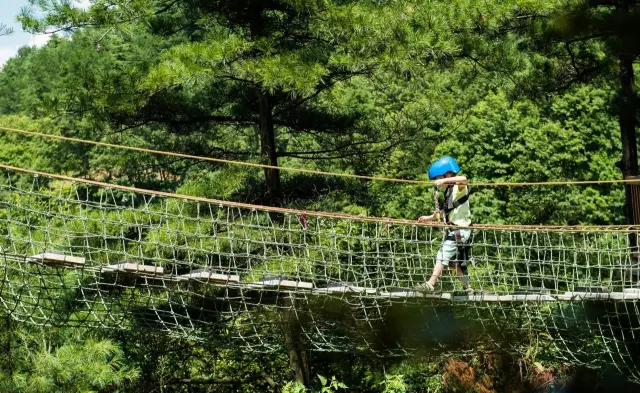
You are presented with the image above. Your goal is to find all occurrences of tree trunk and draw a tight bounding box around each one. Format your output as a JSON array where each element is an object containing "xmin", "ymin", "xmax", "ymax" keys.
[
  {"xmin": 283, "ymin": 297, "xmax": 311, "ymax": 386},
  {"xmin": 616, "ymin": 0, "xmax": 638, "ymax": 227},
  {"xmin": 617, "ymin": 50, "xmax": 639, "ymax": 278},
  {"xmin": 249, "ymin": 2, "xmax": 306, "ymax": 384},
  {"xmin": 285, "ymin": 332, "xmax": 311, "ymax": 385},
  {"xmin": 249, "ymin": 2, "xmax": 283, "ymax": 207},
  {"xmin": 259, "ymin": 92, "xmax": 283, "ymax": 207},
  {"xmin": 619, "ymin": 54, "xmax": 638, "ymax": 220},
  {"xmin": 618, "ymin": 55, "xmax": 638, "ymax": 217}
]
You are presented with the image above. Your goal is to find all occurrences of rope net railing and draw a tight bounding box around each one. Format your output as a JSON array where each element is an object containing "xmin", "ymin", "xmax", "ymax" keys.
[{"xmin": 2, "ymin": 167, "xmax": 640, "ymax": 379}]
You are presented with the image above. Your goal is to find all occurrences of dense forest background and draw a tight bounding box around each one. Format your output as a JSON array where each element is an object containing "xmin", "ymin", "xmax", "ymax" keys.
[{"xmin": 0, "ymin": 0, "xmax": 640, "ymax": 392}]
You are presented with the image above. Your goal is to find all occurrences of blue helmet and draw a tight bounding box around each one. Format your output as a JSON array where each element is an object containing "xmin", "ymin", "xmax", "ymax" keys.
[{"xmin": 428, "ymin": 156, "xmax": 460, "ymax": 180}]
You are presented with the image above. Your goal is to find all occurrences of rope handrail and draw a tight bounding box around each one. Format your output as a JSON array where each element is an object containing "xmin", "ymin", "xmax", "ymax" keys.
[
  {"xmin": 0, "ymin": 125, "xmax": 635, "ymax": 187},
  {"xmin": 1, "ymin": 163, "xmax": 638, "ymax": 233}
]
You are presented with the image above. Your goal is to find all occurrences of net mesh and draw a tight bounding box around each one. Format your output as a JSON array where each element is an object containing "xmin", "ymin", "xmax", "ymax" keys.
[{"xmin": 1, "ymin": 168, "xmax": 640, "ymax": 379}]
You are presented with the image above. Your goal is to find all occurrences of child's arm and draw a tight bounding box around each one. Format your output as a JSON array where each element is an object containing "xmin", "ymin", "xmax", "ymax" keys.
[
  {"xmin": 434, "ymin": 175, "xmax": 467, "ymax": 191},
  {"xmin": 418, "ymin": 211, "xmax": 443, "ymax": 223}
]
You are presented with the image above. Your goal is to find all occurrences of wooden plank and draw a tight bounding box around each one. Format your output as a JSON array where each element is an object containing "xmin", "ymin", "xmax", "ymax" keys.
[
  {"xmin": 27, "ymin": 252, "xmax": 85, "ymax": 266},
  {"xmin": 574, "ymin": 286, "xmax": 610, "ymax": 293},
  {"xmin": 459, "ymin": 294, "xmax": 500, "ymax": 302},
  {"xmin": 375, "ymin": 292, "xmax": 557, "ymax": 302},
  {"xmin": 103, "ymin": 262, "xmax": 164, "ymax": 275},
  {"xmin": 315, "ymin": 283, "xmax": 377, "ymax": 295},
  {"xmin": 379, "ymin": 288, "xmax": 421, "ymax": 298},
  {"xmin": 511, "ymin": 294, "xmax": 555, "ymax": 302},
  {"xmin": 468, "ymin": 294, "xmax": 555, "ymax": 302},
  {"xmin": 344, "ymin": 290, "xmax": 638, "ymax": 302},
  {"xmin": 420, "ymin": 292, "xmax": 453, "ymax": 300},
  {"xmin": 609, "ymin": 291, "xmax": 640, "ymax": 300},
  {"xmin": 559, "ymin": 291, "xmax": 632, "ymax": 300},
  {"xmin": 513, "ymin": 287, "xmax": 551, "ymax": 295},
  {"xmin": 375, "ymin": 291, "xmax": 557, "ymax": 302},
  {"xmin": 180, "ymin": 270, "xmax": 240, "ymax": 284},
  {"xmin": 249, "ymin": 277, "xmax": 313, "ymax": 290},
  {"xmin": 379, "ymin": 289, "xmax": 453, "ymax": 300}
]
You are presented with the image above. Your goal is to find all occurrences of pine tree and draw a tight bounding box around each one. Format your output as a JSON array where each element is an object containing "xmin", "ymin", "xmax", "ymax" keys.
[{"xmin": 20, "ymin": 0, "xmax": 448, "ymax": 207}]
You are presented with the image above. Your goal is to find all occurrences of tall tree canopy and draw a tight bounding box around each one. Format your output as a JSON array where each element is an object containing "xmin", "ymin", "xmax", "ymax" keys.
[{"xmin": 18, "ymin": 0, "xmax": 466, "ymax": 206}]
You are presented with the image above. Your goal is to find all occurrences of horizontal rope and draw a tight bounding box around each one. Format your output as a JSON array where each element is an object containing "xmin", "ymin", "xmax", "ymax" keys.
[
  {"xmin": 0, "ymin": 125, "xmax": 636, "ymax": 187},
  {"xmin": 1, "ymin": 163, "xmax": 639, "ymax": 233}
]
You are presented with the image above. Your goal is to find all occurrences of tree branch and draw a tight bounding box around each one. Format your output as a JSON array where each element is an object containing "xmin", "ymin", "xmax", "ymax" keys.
[
  {"xmin": 274, "ymin": 67, "xmax": 376, "ymax": 116},
  {"xmin": 0, "ymin": 23, "xmax": 13, "ymax": 36},
  {"xmin": 564, "ymin": 32, "xmax": 611, "ymax": 44},
  {"xmin": 30, "ymin": 0, "xmax": 182, "ymax": 34},
  {"xmin": 461, "ymin": 54, "xmax": 519, "ymax": 86},
  {"xmin": 278, "ymin": 139, "xmax": 407, "ymax": 160},
  {"xmin": 588, "ymin": 0, "xmax": 640, "ymax": 7},
  {"xmin": 282, "ymin": 135, "xmax": 396, "ymax": 157},
  {"xmin": 143, "ymin": 115, "xmax": 256, "ymax": 126},
  {"xmin": 155, "ymin": 0, "xmax": 181, "ymax": 15},
  {"xmin": 259, "ymin": 370, "xmax": 280, "ymax": 392},
  {"xmin": 164, "ymin": 370, "xmax": 280, "ymax": 391},
  {"xmin": 165, "ymin": 375, "xmax": 259, "ymax": 385},
  {"xmin": 564, "ymin": 41, "xmax": 581, "ymax": 79},
  {"xmin": 544, "ymin": 63, "xmax": 610, "ymax": 93},
  {"xmin": 278, "ymin": 152, "xmax": 374, "ymax": 160}
]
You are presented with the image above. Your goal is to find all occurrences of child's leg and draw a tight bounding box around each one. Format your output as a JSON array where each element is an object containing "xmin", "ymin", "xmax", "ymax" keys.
[
  {"xmin": 427, "ymin": 263, "xmax": 445, "ymax": 287},
  {"xmin": 455, "ymin": 264, "xmax": 470, "ymax": 289},
  {"xmin": 454, "ymin": 230, "xmax": 472, "ymax": 290},
  {"xmin": 418, "ymin": 238, "xmax": 456, "ymax": 290}
]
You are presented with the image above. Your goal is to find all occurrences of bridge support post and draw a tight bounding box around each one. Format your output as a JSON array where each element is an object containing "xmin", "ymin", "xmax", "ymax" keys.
[
  {"xmin": 627, "ymin": 176, "xmax": 640, "ymax": 285},
  {"xmin": 282, "ymin": 294, "xmax": 311, "ymax": 386}
]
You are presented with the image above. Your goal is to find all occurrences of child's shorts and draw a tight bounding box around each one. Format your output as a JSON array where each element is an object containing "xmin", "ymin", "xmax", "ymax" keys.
[{"xmin": 436, "ymin": 228, "xmax": 472, "ymax": 267}]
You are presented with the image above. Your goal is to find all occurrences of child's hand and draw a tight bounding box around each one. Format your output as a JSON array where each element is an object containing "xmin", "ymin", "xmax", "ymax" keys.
[{"xmin": 418, "ymin": 215, "xmax": 433, "ymax": 223}]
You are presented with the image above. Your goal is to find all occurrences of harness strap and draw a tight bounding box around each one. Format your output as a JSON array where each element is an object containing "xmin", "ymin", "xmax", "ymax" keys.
[
  {"xmin": 439, "ymin": 186, "xmax": 472, "ymax": 286},
  {"xmin": 442, "ymin": 185, "xmax": 470, "ymax": 223},
  {"xmin": 446, "ymin": 229, "xmax": 472, "ymax": 269},
  {"xmin": 445, "ymin": 192, "xmax": 469, "ymax": 212}
]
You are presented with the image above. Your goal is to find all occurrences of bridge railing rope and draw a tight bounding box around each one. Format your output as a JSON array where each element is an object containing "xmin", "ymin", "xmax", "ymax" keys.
[{"xmin": 3, "ymin": 125, "xmax": 640, "ymax": 188}]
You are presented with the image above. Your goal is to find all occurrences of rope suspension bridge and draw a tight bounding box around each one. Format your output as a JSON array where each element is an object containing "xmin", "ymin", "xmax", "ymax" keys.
[{"xmin": 2, "ymin": 127, "xmax": 640, "ymax": 381}]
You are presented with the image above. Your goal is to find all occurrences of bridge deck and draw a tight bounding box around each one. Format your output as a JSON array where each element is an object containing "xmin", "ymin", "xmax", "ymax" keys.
[{"xmin": 11, "ymin": 252, "xmax": 640, "ymax": 302}]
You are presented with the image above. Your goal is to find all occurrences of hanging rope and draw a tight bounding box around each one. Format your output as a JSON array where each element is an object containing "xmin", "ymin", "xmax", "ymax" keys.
[{"xmin": 1, "ymin": 125, "xmax": 636, "ymax": 187}]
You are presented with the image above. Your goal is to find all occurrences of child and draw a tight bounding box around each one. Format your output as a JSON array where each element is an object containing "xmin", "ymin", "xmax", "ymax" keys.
[{"xmin": 417, "ymin": 156, "xmax": 473, "ymax": 293}]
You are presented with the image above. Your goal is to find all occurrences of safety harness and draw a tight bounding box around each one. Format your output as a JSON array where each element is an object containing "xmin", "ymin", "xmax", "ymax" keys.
[
  {"xmin": 442, "ymin": 185, "xmax": 470, "ymax": 225},
  {"xmin": 438, "ymin": 186, "xmax": 472, "ymax": 280}
]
